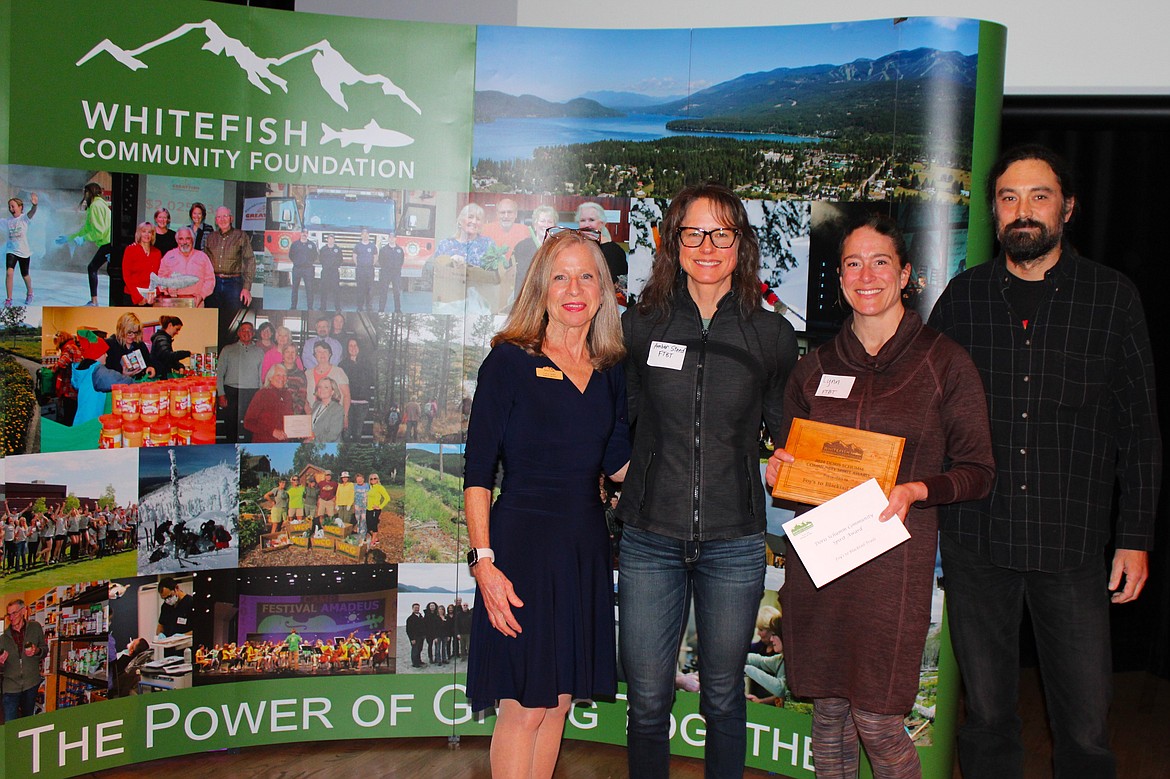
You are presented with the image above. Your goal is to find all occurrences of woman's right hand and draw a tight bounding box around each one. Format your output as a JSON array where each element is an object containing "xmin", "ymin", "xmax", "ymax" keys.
[
  {"xmin": 473, "ymin": 561, "xmax": 524, "ymax": 638},
  {"xmin": 764, "ymin": 447, "xmax": 794, "ymax": 487}
]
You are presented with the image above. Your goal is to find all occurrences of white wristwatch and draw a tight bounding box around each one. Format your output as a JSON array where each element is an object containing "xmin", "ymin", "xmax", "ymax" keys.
[{"xmin": 467, "ymin": 547, "xmax": 495, "ymax": 569}]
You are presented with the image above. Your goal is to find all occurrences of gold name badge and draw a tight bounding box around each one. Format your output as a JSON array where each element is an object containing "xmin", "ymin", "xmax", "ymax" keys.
[{"xmin": 536, "ymin": 366, "xmax": 564, "ymax": 380}]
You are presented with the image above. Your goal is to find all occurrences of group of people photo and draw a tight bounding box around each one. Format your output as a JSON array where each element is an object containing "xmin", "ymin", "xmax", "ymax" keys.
[
  {"xmin": 260, "ymin": 468, "xmax": 392, "ymax": 548},
  {"xmin": 435, "ymin": 198, "xmax": 630, "ymax": 305},
  {"xmin": 402, "ymin": 599, "xmax": 473, "ymax": 670},
  {"xmin": 194, "ymin": 629, "xmax": 395, "ymax": 678},
  {"xmin": 17, "ymin": 183, "xmax": 254, "ymax": 314},
  {"xmin": 1, "ymin": 141, "xmax": 1156, "ymax": 779},
  {"xmin": 456, "ymin": 144, "xmax": 1158, "ymax": 779},
  {"xmin": 237, "ymin": 442, "xmax": 407, "ymax": 567},
  {"xmin": 1, "ymin": 501, "xmax": 138, "ymax": 574},
  {"xmin": 217, "ymin": 312, "xmax": 377, "ymax": 445},
  {"xmin": 45, "ymin": 309, "xmax": 213, "ymax": 430},
  {"xmin": 31, "ymin": 180, "xmax": 632, "ymax": 319}
]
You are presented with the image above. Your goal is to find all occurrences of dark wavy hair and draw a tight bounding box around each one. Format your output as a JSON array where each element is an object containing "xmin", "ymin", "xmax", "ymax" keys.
[
  {"xmin": 986, "ymin": 143, "xmax": 1077, "ymax": 221},
  {"xmin": 637, "ymin": 182, "xmax": 761, "ymax": 320}
]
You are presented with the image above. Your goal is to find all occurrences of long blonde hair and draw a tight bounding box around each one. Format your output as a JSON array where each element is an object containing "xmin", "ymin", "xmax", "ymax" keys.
[{"xmin": 492, "ymin": 230, "xmax": 625, "ymax": 369}]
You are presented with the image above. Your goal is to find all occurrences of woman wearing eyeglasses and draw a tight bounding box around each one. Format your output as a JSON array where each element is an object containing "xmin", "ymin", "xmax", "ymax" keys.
[
  {"xmin": 618, "ymin": 182, "xmax": 798, "ymax": 778},
  {"xmin": 103, "ymin": 311, "xmax": 155, "ymax": 379}
]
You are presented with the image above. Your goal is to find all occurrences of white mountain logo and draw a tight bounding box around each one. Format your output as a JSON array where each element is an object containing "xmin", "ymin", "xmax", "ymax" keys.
[{"xmin": 77, "ymin": 19, "xmax": 419, "ymax": 149}]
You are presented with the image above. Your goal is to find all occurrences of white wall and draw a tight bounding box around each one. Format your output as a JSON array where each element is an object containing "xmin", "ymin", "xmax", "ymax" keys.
[{"xmin": 298, "ymin": 0, "xmax": 1170, "ymax": 95}]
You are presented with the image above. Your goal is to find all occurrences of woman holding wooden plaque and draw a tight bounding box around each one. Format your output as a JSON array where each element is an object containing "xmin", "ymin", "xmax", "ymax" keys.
[{"xmin": 766, "ymin": 214, "xmax": 994, "ymax": 778}]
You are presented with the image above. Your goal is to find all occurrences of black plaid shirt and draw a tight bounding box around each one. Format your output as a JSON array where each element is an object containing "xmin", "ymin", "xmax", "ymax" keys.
[{"xmin": 929, "ymin": 249, "xmax": 1161, "ymax": 572}]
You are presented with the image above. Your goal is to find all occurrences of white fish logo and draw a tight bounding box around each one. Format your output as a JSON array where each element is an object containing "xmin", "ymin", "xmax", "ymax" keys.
[{"xmin": 321, "ymin": 119, "xmax": 414, "ymax": 152}]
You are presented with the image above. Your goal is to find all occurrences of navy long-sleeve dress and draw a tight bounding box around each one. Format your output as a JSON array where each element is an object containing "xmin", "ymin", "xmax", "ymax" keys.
[{"xmin": 464, "ymin": 342, "xmax": 630, "ymax": 711}]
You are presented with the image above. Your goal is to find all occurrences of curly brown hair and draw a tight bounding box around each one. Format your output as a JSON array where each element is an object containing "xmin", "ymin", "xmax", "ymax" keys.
[{"xmin": 637, "ymin": 182, "xmax": 761, "ymax": 320}]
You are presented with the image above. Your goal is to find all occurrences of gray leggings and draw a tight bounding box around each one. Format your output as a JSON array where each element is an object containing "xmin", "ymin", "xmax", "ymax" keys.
[{"xmin": 811, "ymin": 697, "xmax": 920, "ymax": 779}]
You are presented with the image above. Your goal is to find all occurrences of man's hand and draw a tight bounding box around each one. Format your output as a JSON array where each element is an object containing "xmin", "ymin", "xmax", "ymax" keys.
[
  {"xmin": 1109, "ymin": 549, "xmax": 1148, "ymax": 603},
  {"xmin": 240, "ymin": 288, "xmax": 252, "ymax": 306}
]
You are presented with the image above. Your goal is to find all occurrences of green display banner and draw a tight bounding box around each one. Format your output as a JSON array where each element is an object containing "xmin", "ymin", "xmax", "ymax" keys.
[
  {"xmin": 1, "ymin": 677, "xmax": 815, "ymax": 778},
  {"xmin": 8, "ymin": 0, "xmax": 475, "ymax": 191},
  {"xmin": 0, "ymin": 4, "xmax": 1006, "ymax": 779}
]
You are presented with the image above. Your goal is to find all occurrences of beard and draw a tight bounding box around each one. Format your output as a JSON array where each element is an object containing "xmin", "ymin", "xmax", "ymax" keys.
[{"xmin": 998, "ymin": 218, "xmax": 1062, "ymax": 266}]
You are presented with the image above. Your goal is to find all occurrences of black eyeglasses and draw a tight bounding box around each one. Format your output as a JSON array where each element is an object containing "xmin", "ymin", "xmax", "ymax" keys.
[
  {"xmin": 677, "ymin": 226, "xmax": 740, "ymax": 249},
  {"xmin": 545, "ymin": 226, "xmax": 601, "ymax": 243}
]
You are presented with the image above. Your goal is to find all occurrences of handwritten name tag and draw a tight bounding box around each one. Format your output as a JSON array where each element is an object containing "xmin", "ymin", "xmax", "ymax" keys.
[
  {"xmin": 815, "ymin": 374, "xmax": 855, "ymax": 398},
  {"xmin": 647, "ymin": 341, "xmax": 686, "ymax": 370},
  {"xmin": 536, "ymin": 366, "xmax": 563, "ymax": 380}
]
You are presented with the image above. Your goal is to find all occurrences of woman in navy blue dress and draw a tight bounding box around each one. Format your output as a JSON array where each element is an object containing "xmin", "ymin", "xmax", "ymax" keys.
[{"xmin": 464, "ymin": 227, "xmax": 630, "ymax": 778}]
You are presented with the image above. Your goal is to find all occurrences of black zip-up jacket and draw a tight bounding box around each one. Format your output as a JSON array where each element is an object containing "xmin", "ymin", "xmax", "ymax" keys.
[{"xmin": 618, "ymin": 289, "xmax": 798, "ymax": 541}]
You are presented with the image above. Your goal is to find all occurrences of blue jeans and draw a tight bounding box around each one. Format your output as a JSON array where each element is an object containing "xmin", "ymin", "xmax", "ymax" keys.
[
  {"xmin": 3, "ymin": 685, "xmax": 39, "ymax": 721},
  {"xmin": 940, "ymin": 534, "xmax": 1115, "ymax": 779},
  {"xmin": 209, "ymin": 275, "xmax": 244, "ymax": 334},
  {"xmin": 209, "ymin": 275, "xmax": 243, "ymax": 312},
  {"xmin": 619, "ymin": 526, "xmax": 765, "ymax": 779}
]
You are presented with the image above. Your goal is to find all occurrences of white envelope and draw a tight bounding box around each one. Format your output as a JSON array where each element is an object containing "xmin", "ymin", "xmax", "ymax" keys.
[{"xmin": 781, "ymin": 478, "xmax": 911, "ymax": 588}]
